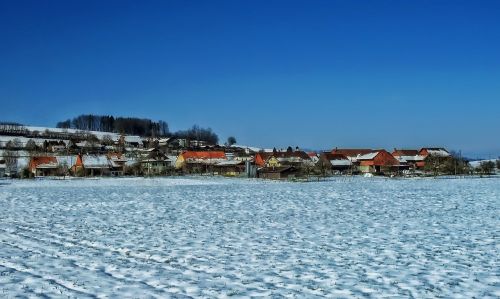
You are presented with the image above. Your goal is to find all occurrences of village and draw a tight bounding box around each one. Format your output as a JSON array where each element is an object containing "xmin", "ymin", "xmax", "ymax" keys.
[{"xmin": 0, "ymin": 123, "xmax": 497, "ymax": 180}]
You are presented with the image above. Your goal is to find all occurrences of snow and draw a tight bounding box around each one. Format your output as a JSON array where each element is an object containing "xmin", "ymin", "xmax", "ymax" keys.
[
  {"xmin": 82, "ymin": 155, "xmax": 110, "ymax": 168},
  {"xmin": 0, "ymin": 177, "xmax": 499, "ymax": 297},
  {"xmin": 356, "ymin": 152, "xmax": 379, "ymax": 160},
  {"xmin": 425, "ymin": 149, "xmax": 451, "ymax": 157},
  {"xmin": 396, "ymin": 155, "xmax": 426, "ymax": 163}
]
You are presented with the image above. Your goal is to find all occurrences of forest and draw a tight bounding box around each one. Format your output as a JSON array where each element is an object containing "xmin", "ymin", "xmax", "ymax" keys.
[{"xmin": 56, "ymin": 114, "xmax": 219, "ymax": 144}]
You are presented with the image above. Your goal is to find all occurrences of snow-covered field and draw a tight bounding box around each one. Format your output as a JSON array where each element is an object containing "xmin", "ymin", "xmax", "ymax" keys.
[{"xmin": 0, "ymin": 177, "xmax": 498, "ymax": 298}]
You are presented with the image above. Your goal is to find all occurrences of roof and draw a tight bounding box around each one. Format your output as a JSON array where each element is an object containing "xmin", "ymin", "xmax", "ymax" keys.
[
  {"xmin": 392, "ymin": 149, "xmax": 419, "ymax": 156},
  {"xmin": 182, "ymin": 151, "xmax": 227, "ymax": 160},
  {"xmin": 331, "ymin": 148, "xmax": 374, "ymax": 157},
  {"xmin": 82, "ymin": 155, "xmax": 110, "ymax": 169},
  {"xmin": 55, "ymin": 156, "xmax": 75, "ymax": 166},
  {"xmin": 31, "ymin": 156, "xmax": 58, "ymax": 169},
  {"xmin": 396, "ymin": 155, "xmax": 425, "ymax": 162},
  {"xmin": 108, "ymin": 153, "xmax": 127, "ymax": 162},
  {"xmin": 321, "ymin": 153, "xmax": 350, "ymax": 160},
  {"xmin": 257, "ymin": 151, "xmax": 311, "ymax": 161},
  {"xmin": 356, "ymin": 152, "xmax": 380, "ymax": 160},
  {"xmin": 420, "ymin": 148, "xmax": 450, "ymax": 157}
]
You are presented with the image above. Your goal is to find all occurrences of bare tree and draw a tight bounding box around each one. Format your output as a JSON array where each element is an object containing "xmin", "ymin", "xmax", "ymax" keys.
[
  {"xmin": 3, "ymin": 139, "xmax": 21, "ymax": 176},
  {"xmin": 478, "ymin": 161, "xmax": 495, "ymax": 175},
  {"xmin": 101, "ymin": 134, "xmax": 115, "ymax": 146},
  {"xmin": 25, "ymin": 139, "xmax": 38, "ymax": 156}
]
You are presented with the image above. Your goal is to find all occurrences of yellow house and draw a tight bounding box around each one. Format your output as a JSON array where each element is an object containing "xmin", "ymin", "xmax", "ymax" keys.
[{"xmin": 265, "ymin": 156, "xmax": 281, "ymax": 168}]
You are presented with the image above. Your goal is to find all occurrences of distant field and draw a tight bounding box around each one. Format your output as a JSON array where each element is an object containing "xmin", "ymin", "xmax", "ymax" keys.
[{"xmin": 0, "ymin": 177, "xmax": 498, "ymax": 298}]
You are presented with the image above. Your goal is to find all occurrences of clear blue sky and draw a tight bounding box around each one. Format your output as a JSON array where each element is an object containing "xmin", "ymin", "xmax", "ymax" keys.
[{"xmin": 1, "ymin": 1, "xmax": 499, "ymax": 157}]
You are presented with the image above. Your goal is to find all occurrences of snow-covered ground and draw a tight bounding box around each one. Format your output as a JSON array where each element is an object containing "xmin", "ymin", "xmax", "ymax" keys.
[{"xmin": 0, "ymin": 177, "xmax": 498, "ymax": 298}]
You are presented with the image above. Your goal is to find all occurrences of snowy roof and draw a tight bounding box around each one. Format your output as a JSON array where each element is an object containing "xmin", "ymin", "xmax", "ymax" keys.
[
  {"xmin": 231, "ymin": 144, "xmax": 264, "ymax": 152},
  {"xmin": 56, "ymin": 156, "xmax": 76, "ymax": 166},
  {"xmin": 356, "ymin": 152, "xmax": 379, "ymax": 160},
  {"xmin": 424, "ymin": 149, "xmax": 450, "ymax": 157},
  {"xmin": 124, "ymin": 136, "xmax": 142, "ymax": 143},
  {"xmin": 330, "ymin": 160, "xmax": 352, "ymax": 166},
  {"xmin": 82, "ymin": 155, "xmax": 110, "ymax": 169},
  {"xmin": 397, "ymin": 155, "xmax": 425, "ymax": 163}
]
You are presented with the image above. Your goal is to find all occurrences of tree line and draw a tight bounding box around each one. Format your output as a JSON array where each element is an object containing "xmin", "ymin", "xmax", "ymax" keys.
[
  {"xmin": 57, "ymin": 115, "xmax": 169, "ymax": 137},
  {"xmin": 56, "ymin": 115, "xmax": 220, "ymax": 144}
]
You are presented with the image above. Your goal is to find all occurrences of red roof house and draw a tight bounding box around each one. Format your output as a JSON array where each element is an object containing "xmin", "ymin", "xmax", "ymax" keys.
[{"xmin": 29, "ymin": 156, "xmax": 59, "ymax": 177}]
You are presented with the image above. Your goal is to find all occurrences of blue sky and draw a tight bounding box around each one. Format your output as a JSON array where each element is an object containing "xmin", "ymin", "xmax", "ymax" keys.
[{"xmin": 1, "ymin": 1, "xmax": 499, "ymax": 157}]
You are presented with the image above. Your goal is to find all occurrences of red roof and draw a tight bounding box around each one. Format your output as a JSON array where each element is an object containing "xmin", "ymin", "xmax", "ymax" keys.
[
  {"xmin": 182, "ymin": 151, "xmax": 226, "ymax": 160},
  {"xmin": 29, "ymin": 156, "xmax": 58, "ymax": 171}
]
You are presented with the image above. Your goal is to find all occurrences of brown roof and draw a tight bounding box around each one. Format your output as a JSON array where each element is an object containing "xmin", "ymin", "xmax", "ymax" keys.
[
  {"xmin": 321, "ymin": 152, "xmax": 349, "ymax": 160},
  {"xmin": 331, "ymin": 148, "xmax": 374, "ymax": 157},
  {"xmin": 392, "ymin": 149, "xmax": 419, "ymax": 156}
]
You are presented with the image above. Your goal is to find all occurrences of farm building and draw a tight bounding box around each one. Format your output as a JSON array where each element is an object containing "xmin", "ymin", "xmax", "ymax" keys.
[
  {"xmin": 175, "ymin": 151, "xmax": 227, "ymax": 172},
  {"xmin": 257, "ymin": 166, "xmax": 299, "ymax": 180},
  {"xmin": 108, "ymin": 153, "xmax": 128, "ymax": 176},
  {"xmin": 307, "ymin": 152, "xmax": 319, "ymax": 164},
  {"xmin": 73, "ymin": 154, "xmax": 111, "ymax": 176},
  {"xmin": 140, "ymin": 158, "xmax": 172, "ymax": 175},
  {"xmin": 392, "ymin": 149, "xmax": 426, "ymax": 170},
  {"xmin": 213, "ymin": 160, "xmax": 245, "ymax": 176},
  {"xmin": 419, "ymin": 148, "xmax": 451, "ymax": 157},
  {"xmin": 254, "ymin": 150, "xmax": 312, "ymax": 168},
  {"xmin": 318, "ymin": 152, "xmax": 352, "ymax": 173},
  {"xmin": 356, "ymin": 150, "xmax": 400, "ymax": 174},
  {"xmin": 331, "ymin": 148, "xmax": 374, "ymax": 159},
  {"xmin": 29, "ymin": 156, "xmax": 60, "ymax": 177}
]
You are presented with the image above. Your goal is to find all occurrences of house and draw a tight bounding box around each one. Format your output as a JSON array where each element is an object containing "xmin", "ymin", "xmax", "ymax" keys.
[
  {"xmin": 258, "ymin": 166, "xmax": 298, "ymax": 180},
  {"xmin": 175, "ymin": 151, "xmax": 227, "ymax": 172},
  {"xmin": 73, "ymin": 154, "xmax": 110, "ymax": 176},
  {"xmin": 391, "ymin": 149, "xmax": 426, "ymax": 170},
  {"xmin": 318, "ymin": 152, "xmax": 352, "ymax": 173},
  {"xmin": 254, "ymin": 149, "xmax": 312, "ymax": 168},
  {"xmin": 108, "ymin": 153, "xmax": 128, "ymax": 176},
  {"xmin": 140, "ymin": 158, "xmax": 172, "ymax": 175},
  {"xmin": 356, "ymin": 150, "xmax": 400, "ymax": 174},
  {"xmin": 29, "ymin": 156, "xmax": 60, "ymax": 177},
  {"xmin": 419, "ymin": 147, "xmax": 451, "ymax": 157},
  {"xmin": 139, "ymin": 149, "xmax": 173, "ymax": 175},
  {"xmin": 308, "ymin": 152, "xmax": 319, "ymax": 164},
  {"xmin": 213, "ymin": 160, "xmax": 245, "ymax": 176},
  {"xmin": 331, "ymin": 148, "xmax": 374, "ymax": 162}
]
